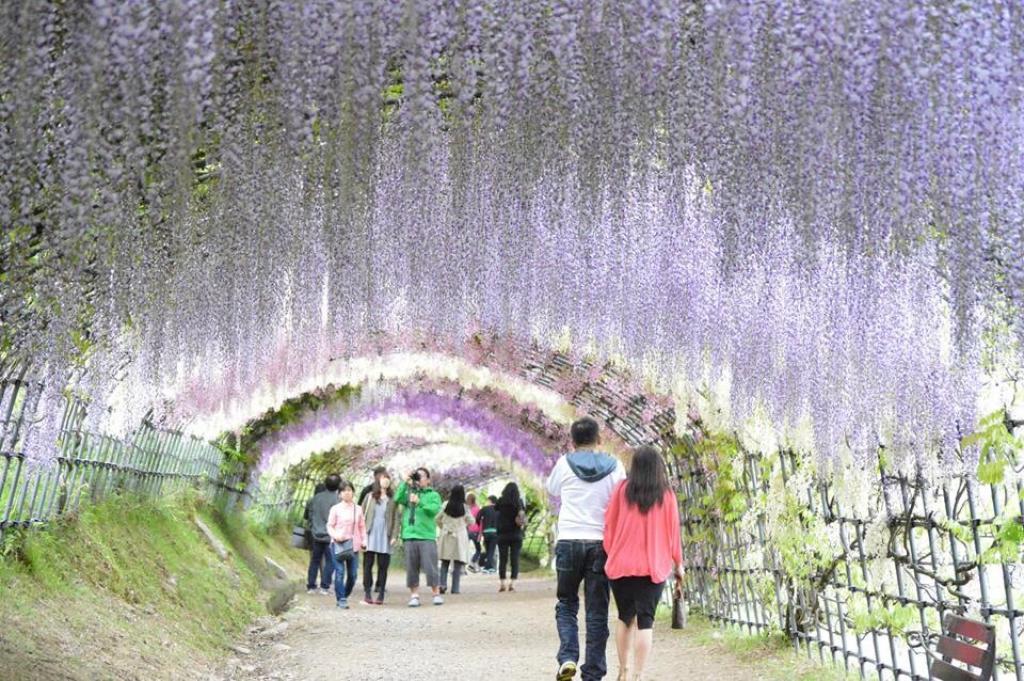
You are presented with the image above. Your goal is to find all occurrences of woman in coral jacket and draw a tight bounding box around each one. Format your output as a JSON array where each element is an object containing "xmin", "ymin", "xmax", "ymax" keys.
[{"xmin": 603, "ymin": 446, "xmax": 684, "ymax": 681}]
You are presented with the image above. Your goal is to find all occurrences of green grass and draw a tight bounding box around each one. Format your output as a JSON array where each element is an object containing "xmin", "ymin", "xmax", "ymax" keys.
[
  {"xmin": 0, "ymin": 490, "xmax": 306, "ymax": 680},
  {"xmin": 668, "ymin": 612, "xmax": 861, "ymax": 681}
]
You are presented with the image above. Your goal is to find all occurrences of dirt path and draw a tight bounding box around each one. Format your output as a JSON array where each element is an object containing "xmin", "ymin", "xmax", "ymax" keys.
[{"xmin": 220, "ymin": 570, "xmax": 758, "ymax": 681}]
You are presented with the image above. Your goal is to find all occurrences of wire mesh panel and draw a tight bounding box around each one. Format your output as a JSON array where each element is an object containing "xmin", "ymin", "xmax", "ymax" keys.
[{"xmin": 669, "ymin": 441, "xmax": 1024, "ymax": 681}]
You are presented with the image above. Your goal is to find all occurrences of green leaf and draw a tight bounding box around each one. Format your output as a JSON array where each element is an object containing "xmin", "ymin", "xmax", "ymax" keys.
[{"xmin": 978, "ymin": 460, "xmax": 1006, "ymax": 485}]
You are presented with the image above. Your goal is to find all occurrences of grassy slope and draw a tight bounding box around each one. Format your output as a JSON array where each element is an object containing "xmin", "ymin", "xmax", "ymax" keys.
[{"xmin": 0, "ymin": 492, "xmax": 307, "ymax": 681}]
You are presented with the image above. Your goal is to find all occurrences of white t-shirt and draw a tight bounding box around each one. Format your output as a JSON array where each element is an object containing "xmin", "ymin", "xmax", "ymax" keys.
[{"xmin": 546, "ymin": 451, "xmax": 627, "ymax": 541}]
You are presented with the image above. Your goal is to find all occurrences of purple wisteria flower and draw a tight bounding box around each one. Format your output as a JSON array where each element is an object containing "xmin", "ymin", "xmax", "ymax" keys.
[{"xmin": 1, "ymin": 1, "xmax": 1019, "ymax": 474}]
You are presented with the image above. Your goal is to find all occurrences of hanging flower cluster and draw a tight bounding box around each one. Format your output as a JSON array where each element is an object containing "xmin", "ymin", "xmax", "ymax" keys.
[
  {"xmin": 403, "ymin": 377, "xmax": 573, "ymax": 449},
  {"xmin": 174, "ymin": 339, "xmax": 575, "ymax": 441},
  {"xmin": 258, "ymin": 389, "xmax": 556, "ymax": 478},
  {"xmin": 430, "ymin": 461, "xmax": 505, "ymax": 497},
  {"xmin": 3, "ymin": 1, "xmax": 1021, "ymax": 471}
]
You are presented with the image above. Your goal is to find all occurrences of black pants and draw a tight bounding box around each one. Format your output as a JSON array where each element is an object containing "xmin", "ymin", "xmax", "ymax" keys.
[
  {"xmin": 362, "ymin": 551, "xmax": 391, "ymax": 597},
  {"xmin": 306, "ymin": 540, "xmax": 335, "ymax": 589},
  {"xmin": 497, "ymin": 536, "xmax": 523, "ymax": 580},
  {"xmin": 610, "ymin": 576, "xmax": 665, "ymax": 630}
]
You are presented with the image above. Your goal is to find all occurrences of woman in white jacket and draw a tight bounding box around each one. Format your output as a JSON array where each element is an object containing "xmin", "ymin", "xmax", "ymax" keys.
[{"xmin": 437, "ymin": 484, "xmax": 473, "ymax": 595}]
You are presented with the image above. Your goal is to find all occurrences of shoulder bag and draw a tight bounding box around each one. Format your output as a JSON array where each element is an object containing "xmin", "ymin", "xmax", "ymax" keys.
[{"xmin": 515, "ymin": 502, "xmax": 527, "ymax": 529}]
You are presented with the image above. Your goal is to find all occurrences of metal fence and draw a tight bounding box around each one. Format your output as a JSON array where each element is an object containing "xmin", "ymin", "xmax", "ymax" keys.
[
  {"xmin": 0, "ymin": 367, "xmax": 233, "ymax": 540},
  {"xmin": 668, "ymin": 445, "xmax": 1024, "ymax": 681}
]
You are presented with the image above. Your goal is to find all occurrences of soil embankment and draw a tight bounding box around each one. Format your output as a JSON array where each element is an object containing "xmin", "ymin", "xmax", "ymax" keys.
[{"xmin": 0, "ymin": 494, "xmax": 305, "ymax": 681}]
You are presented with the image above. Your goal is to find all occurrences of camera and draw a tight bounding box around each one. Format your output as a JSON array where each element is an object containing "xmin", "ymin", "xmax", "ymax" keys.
[{"xmin": 407, "ymin": 471, "xmax": 421, "ymax": 522}]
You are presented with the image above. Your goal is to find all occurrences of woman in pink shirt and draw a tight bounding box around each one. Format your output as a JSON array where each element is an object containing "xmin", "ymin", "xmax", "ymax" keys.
[
  {"xmin": 327, "ymin": 480, "xmax": 368, "ymax": 609},
  {"xmin": 603, "ymin": 446, "xmax": 684, "ymax": 681}
]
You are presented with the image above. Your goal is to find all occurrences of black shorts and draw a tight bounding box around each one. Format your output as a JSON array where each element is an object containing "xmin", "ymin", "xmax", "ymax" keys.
[{"xmin": 610, "ymin": 576, "xmax": 665, "ymax": 630}]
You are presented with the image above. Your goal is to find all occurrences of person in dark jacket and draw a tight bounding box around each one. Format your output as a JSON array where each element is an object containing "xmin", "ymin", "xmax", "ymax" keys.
[
  {"xmin": 495, "ymin": 482, "xmax": 526, "ymax": 593},
  {"xmin": 476, "ymin": 495, "xmax": 500, "ymax": 573},
  {"xmin": 306, "ymin": 474, "xmax": 341, "ymax": 594},
  {"xmin": 303, "ymin": 482, "xmax": 326, "ymax": 538}
]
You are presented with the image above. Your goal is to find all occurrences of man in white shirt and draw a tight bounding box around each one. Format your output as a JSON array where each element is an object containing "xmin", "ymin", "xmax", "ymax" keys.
[{"xmin": 546, "ymin": 417, "xmax": 627, "ymax": 681}]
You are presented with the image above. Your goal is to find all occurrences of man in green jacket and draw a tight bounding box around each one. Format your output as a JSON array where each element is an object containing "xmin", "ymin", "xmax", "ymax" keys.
[{"xmin": 394, "ymin": 467, "xmax": 444, "ymax": 607}]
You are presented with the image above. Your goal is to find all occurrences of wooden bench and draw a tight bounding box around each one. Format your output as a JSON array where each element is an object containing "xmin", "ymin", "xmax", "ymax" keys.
[{"xmin": 929, "ymin": 614, "xmax": 996, "ymax": 681}]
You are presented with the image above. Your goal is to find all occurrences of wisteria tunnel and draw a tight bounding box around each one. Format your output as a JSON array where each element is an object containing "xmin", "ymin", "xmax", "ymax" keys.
[{"xmin": 2, "ymin": 2, "xmax": 1024, "ymax": 680}]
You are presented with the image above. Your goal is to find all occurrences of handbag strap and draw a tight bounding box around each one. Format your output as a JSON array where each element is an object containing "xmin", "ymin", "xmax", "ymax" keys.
[{"xmin": 337, "ymin": 502, "xmax": 358, "ymax": 542}]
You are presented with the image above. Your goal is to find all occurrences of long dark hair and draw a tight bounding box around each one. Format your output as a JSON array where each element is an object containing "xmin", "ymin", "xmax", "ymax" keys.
[
  {"xmin": 445, "ymin": 484, "xmax": 467, "ymax": 517},
  {"xmin": 498, "ymin": 481, "xmax": 522, "ymax": 508},
  {"xmin": 371, "ymin": 472, "xmax": 394, "ymax": 501},
  {"xmin": 625, "ymin": 446, "xmax": 670, "ymax": 513}
]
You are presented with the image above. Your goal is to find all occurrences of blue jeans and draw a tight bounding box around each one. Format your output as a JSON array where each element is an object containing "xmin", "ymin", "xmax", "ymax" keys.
[
  {"xmin": 469, "ymin": 531, "xmax": 482, "ymax": 565},
  {"xmin": 555, "ymin": 540, "xmax": 610, "ymax": 681},
  {"xmin": 330, "ymin": 548, "xmax": 358, "ymax": 603},
  {"xmin": 483, "ymin": 534, "xmax": 497, "ymax": 569}
]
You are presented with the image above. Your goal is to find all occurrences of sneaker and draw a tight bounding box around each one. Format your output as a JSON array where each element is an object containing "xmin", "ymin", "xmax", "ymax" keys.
[
  {"xmin": 556, "ymin": 660, "xmax": 578, "ymax": 681},
  {"xmin": 337, "ymin": 599, "xmax": 349, "ymax": 609},
  {"xmin": 408, "ymin": 596, "xmax": 421, "ymax": 608},
  {"xmin": 432, "ymin": 594, "xmax": 444, "ymax": 606},
  {"xmin": 362, "ymin": 597, "xmax": 375, "ymax": 605},
  {"xmin": 319, "ymin": 588, "xmax": 331, "ymax": 595},
  {"xmin": 439, "ymin": 586, "xmax": 447, "ymax": 595},
  {"xmin": 374, "ymin": 597, "xmax": 384, "ymax": 605},
  {"xmin": 306, "ymin": 588, "xmax": 317, "ymax": 594}
]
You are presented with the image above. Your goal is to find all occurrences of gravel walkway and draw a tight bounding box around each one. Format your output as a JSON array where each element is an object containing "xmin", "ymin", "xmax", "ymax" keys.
[{"xmin": 222, "ymin": 570, "xmax": 755, "ymax": 681}]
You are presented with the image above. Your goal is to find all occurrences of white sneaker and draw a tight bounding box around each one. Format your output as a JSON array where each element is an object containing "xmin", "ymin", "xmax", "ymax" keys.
[
  {"xmin": 408, "ymin": 596, "xmax": 421, "ymax": 608},
  {"xmin": 432, "ymin": 594, "xmax": 444, "ymax": 606}
]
